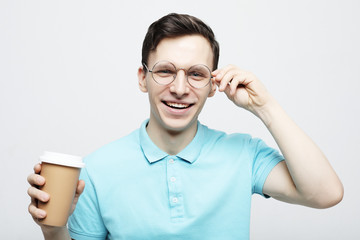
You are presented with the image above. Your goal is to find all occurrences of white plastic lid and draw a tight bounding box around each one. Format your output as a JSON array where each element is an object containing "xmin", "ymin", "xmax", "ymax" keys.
[{"xmin": 39, "ymin": 151, "xmax": 85, "ymax": 168}]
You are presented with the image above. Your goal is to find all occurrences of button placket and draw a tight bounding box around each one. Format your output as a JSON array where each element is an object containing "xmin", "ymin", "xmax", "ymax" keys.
[{"xmin": 166, "ymin": 157, "xmax": 184, "ymax": 219}]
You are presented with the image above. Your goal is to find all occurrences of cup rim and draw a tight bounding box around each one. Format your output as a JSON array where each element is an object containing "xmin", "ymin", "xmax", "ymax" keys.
[{"xmin": 40, "ymin": 151, "xmax": 85, "ymax": 168}]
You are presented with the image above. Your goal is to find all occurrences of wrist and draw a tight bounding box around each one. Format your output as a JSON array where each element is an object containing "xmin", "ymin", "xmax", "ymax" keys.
[
  {"xmin": 41, "ymin": 225, "xmax": 70, "ymax": 240},
  {"xmin": 250, "ymin": 96, "xmax": 284, "ymax": 128}
]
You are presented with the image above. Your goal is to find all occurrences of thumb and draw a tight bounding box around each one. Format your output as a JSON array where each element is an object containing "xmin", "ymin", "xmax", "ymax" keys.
[
  {"xmin": 70, "ymin": 180, "xmax": 85, "ymax": 215},
  {"xmin": 76, "ymin": 180, "xmax": 85, "ymax": 196}
]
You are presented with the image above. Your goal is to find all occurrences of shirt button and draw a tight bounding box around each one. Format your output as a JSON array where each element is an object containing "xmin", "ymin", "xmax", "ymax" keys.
[
  {"xmin": 169, "ymin": 159, "xmax": 175, "ymax": 164},
  {"xmin": 170, "ymin": 177, "xmax": 176, "ymax": 182},
  {"xmin": 172, "ymin": 197, "xmax": 178, "ymax": 203}
]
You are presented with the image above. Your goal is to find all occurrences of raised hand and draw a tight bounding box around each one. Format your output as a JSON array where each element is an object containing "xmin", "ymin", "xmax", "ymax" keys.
[{"xmin": 212, "ymin": 65, "xmax": 274, "ymax": 117}]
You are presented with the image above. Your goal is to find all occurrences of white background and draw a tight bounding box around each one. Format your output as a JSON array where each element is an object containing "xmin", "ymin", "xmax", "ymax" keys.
[{"xmin": 1, "ymin": 0, "xmax": 359, "ymax": 239}]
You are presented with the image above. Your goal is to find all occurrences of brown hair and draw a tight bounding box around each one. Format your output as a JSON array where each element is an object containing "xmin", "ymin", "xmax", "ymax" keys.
[{"xmin": 142, "ymin": 13, "xmax": 220, "ymax": 70}]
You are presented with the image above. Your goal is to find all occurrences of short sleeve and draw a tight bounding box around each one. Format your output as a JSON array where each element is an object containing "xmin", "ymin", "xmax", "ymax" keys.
[
  {"xmin": 68, "ymin": 166, "xmax": 108, "ymax": 240},
  {"xmin": 250, "ymin": 138, "xmax": 284, "ymax": 197}
]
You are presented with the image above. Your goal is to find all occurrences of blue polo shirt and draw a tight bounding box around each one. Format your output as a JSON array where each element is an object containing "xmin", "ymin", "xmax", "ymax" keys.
[{"xmin": 68, "ymin": 120, "xmax": 284, "ymax": 240}]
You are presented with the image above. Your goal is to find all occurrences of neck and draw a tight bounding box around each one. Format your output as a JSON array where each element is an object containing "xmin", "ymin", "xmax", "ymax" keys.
[{"xmin": 146, "ymin": 117, "xmax": 198, "ymax": 155}]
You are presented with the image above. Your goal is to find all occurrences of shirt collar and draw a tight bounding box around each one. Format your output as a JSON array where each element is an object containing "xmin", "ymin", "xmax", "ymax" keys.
[{"xmin": 139, "ymin": 119, "xmax": 205, "ymax": 164}]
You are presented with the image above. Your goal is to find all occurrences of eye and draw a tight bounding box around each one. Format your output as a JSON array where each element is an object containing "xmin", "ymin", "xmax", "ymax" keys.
[
  {"xmin": 157, "ymin": 69, "xmax": 173, "ymax": 74},
  {"xmin": 188, "ymin": 65, "xmax": 210, "ymax": 81},
  {"xmin": 189, "ymin": 71, "xmax": 204, "ymax": 78},
  {"xmin": 154, "ymin": 67, "xmax": 175, "ymax": 77}
]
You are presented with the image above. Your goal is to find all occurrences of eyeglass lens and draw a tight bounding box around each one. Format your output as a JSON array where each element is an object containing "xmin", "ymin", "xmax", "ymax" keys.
[{"xmin": 151, "ymin": 61, "xmax": 211, "ymax": 88}]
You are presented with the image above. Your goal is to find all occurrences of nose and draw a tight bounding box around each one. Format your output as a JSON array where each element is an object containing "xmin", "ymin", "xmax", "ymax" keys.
[{"xmin": 169, "ymin": 69, "xmax": 190, "ymax": 97}]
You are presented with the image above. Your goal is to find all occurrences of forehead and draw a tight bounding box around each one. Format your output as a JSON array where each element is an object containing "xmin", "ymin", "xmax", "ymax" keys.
[{"xmin": 148, "ymin": 35, "xmax": 213, "ymax": 68}]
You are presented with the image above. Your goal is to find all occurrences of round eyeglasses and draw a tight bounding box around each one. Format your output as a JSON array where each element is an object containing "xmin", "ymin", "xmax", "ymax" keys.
[{"xmin": 143, "ymin": 60, "xmax": 213, "ymax": 89}]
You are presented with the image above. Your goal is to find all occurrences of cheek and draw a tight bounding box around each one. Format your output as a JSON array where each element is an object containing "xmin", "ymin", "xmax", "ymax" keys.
[
  {"xmin": 147, "ymin": 90, "xmax": 157, "ymax": 105},
  {"xmin": 198, "ymin": 87, "xmax": 212, "ymax": 100},
  {"xmin": 147, "ymin": 85, "xmax": 164, "ymax": 104}
]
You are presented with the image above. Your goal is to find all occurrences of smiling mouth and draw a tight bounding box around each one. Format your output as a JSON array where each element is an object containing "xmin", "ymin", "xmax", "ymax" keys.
[{"xmin": 163, "ymin": 101, "xmax": 193, "ymax": 109}]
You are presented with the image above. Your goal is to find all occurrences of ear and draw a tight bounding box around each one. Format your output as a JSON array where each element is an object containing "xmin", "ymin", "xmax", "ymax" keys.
[
  {"xmin": 138, "ymin": 66, "xmax": 148, "ymax": 93},
  {"xmin": 207, "ymin": 77, "xmax": 217, "ymax": 97}
]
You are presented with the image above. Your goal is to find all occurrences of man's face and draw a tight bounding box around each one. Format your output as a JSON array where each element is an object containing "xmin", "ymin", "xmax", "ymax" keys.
[{"xmin": 138, "ymin": 35, "xmax": 216, "ymax": 133}]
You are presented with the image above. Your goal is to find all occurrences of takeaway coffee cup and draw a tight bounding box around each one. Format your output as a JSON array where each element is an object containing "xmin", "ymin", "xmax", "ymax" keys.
[{"xmin": 38, "ymin": 151, "xmax": 85, "ymax": 226}]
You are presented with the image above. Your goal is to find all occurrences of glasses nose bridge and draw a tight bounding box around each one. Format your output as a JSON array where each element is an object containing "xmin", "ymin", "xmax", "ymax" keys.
[
  {"xmin": 171, "ymin": 67, "xmax": 190, "ymax": 92},
  {"xmin": 172, "ymin": 67, "xmax": 188, "ymax": 85},
  {"xmin": 175, "ymin": 67, "xmax": 188, "ymax": 79}
]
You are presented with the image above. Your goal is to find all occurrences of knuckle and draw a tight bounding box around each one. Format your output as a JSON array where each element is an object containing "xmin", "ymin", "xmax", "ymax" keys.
[
  {"xmin": 27, "ymin": 173, "xmax": 41, "ymax": 185},
  {"xmin": 28, "ymin": 203, "xmax": 35, "ymax": 215},
  {"xmin": 27, "ymin": 187, "xmax": 33, "ymax": 197},
  {"xmin": 27, "ymin": 174, "xmax": 33, "ymax": 184},
  {"xmin": 28, "ymin": 186, "xmax": 42, "ymax": 200}
]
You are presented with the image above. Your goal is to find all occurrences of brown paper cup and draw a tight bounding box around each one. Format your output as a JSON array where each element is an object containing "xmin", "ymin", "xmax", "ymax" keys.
[{"xmin": 38, "ymin": 152, "xmax": 85, "ymax": 226}]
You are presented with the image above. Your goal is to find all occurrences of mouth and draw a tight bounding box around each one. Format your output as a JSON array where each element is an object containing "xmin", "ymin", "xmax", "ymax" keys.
[{"xmin": 162, "ymin": 101, "xmax": 193, "ymax": 109}]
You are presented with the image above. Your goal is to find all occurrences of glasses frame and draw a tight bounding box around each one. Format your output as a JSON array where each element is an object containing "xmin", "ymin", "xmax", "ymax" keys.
[{"xmin": 143, "ymin": 60, "xmax": 213, "ymax": 89}]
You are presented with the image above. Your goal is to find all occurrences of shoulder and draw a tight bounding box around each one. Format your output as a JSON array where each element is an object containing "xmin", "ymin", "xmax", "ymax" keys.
[
  {"xmin": 199, "ymin": 123, "xmax": 281, "ymax": 159},
  {"xmin": 200, "ymin": 123, "xmax": 253, "ymax": 146}
]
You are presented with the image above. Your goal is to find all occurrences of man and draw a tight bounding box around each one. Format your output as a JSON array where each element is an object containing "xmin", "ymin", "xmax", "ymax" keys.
[{"xmin": 27, "ymin": 13, "xmax": 343, "ymax": 239}]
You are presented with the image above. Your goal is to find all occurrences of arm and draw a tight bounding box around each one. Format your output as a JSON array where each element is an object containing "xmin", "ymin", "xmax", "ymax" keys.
[
  {"xmin": 212, "ymin": 65, "xmax": 344, "ymax": 208},
  {"xmin": 27, "ymin": 163, "xmax": 84, "ymax": 239}
]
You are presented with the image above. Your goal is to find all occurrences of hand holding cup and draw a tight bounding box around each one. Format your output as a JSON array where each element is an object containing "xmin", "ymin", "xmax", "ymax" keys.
[{"xmin": 27, "ymin": 152, "xmax": 85, "ymax": 227}]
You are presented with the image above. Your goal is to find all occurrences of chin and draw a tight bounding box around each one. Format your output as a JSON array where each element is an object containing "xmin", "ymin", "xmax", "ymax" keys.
[{"xmin": 161, "ymin": 117, "xmax": 197, "ymax": 133}]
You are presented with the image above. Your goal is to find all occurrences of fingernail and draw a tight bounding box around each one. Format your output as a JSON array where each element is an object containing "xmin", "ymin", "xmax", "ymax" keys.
[
  {"xmin": 36, "ymin": 176, "xmax": 44, "ymax": 185},
  {"xmin": 41, "ymin": 192, "xmax": 49, "ymax": 201},
  {"xmin": 38, "ymin": 210, "xmax": 46, "ymax": 218}
]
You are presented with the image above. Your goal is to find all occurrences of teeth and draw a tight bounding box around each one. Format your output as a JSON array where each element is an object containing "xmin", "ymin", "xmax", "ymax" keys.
[{"xmin": 166, "ymin": 102, "xmax": 190, "ymax": 109}]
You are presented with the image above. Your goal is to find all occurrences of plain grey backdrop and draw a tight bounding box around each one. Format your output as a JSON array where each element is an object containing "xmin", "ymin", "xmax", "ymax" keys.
[{"xmin": 1, "ymin": 0, "xmax": 359, "ymax": 239}]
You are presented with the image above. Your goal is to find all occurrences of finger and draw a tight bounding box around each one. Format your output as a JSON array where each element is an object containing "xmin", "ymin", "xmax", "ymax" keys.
[
  {"xmin": 211, "ymin": 69, "xmax": 219, "ymax": 76},
  {"xmin": 212, "ymin": 65, "xmax": 236, "ymax": 81},
  {"xmin": 33, "ymin": 163, "xmax": 42, "ymax": 174},
  {"xmin": 218, "ymin": 68, "xmax": 241, "ymax": 92},
  {"xmin": 28, "ymin": 203, "xmax": 47, "ymax": 219},
  {"xmin": 223, "ymin": 84, "xmax": 233, "ymax": 100},
  {"xmin": 27, "ymin": 173, "xmax": 45, "ymax": 187},
  {"xmin": 229, "ymin": 73, "xmax": 249, "ymax": 95},
  {"xmin": 27, "ymin": 186, "xmax": 50, "ymax": 202},
  {"xmin": 29, "ymin": 192, "xmax": 44, "ymax": 218}
]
